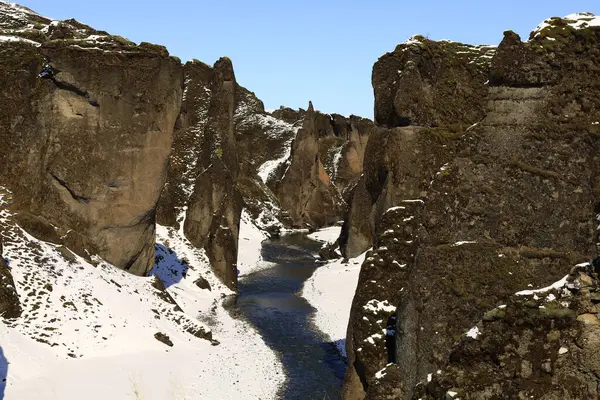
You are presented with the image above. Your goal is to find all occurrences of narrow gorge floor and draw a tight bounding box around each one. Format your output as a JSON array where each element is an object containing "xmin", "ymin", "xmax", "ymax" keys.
[{"xmin": 227, "ymin": 233, "xmax": 347, "ymax": 400}]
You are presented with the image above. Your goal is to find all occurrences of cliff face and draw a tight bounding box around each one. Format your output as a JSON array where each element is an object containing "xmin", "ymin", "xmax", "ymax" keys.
[
  {"xmin": 272, "ymin": 103, "xmax": 375, "ymax": 228},
  {"xmin": 0, "ymin": 237, "xmax": 20, "ymax": 319},
  {"xmin": 372, "ymin": 36, "xmax": 494, "ymax": 128},
  {"xmin": 412, "ymin": 263, "xmax": 600, "ymax": 400},
  {"xmin": 342, "ymin": 37, "xmax": 493, "ymax": 258},
  {"xmin": 183, "ymin": 58, "xmax": 243, "ymax": 290},
  {"xmin": 344, "ymin": 14, "xmax": 600, "ymax": 400},
  {"xmin": 274, "ymin": 102, "xmax": 343, "ymax": 228},
  {"xmin": 0, "ymin": 5, "xmax": 182, "ymax": 276}
]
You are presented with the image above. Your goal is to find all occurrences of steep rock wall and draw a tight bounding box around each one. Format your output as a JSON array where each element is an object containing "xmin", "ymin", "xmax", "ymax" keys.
[
  {"xmin": 182, "ymin": 57, "xmax": 242, "ymax": 290},
  {"xmin": 372, "ymin": 36, "xmax": 494, "ymax": 128},
  {"xmin": 344, "ymin": 16, "xmax": 600, "ymax": 400},
  {"xmin": 0, "ymin": 11, "xmax": 182, "ymax": 276},
  {"xmin": 275, "ymin": 102, "xmax": 343, "ymax": 228}
]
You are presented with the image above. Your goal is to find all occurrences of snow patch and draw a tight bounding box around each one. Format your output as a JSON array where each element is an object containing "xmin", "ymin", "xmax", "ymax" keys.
[
  {"xmin": 452, "ymin": 240, "xmax": 477, "ymax": 246},
  {"xmin": 531, "ymin": 13, "xmax": 600, "ymax": 39},
  {"xmin": 516, "ymin": 275, "xmax": 569, "ymax": 296},
  {"xmin": 0, "ymin": 188, "xmax": 284, "ymax": 399},
  {"xmin": 466, "ymin": 326, "xmax": 481, "ymax": 339},
  {"xmin": 307, "ymin": 226, "xmax": 341, "ymax": 245},
  {"xmin": 363, "ymin": 299, "xmax": 397, "ymax": 315},
  {"xmin": 301, "ymin": 249, "xmax": 368, "ymax": 356},
  {"xmin": 236, "ymin": 209, "xmax": 274, "ymax": 277}
]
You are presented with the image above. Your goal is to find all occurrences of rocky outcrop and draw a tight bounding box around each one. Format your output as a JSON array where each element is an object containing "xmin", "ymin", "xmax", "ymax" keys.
[
  {"xmin": 372, "ymin": 36, "xmax": 494, "ymax": 128},
  {"xmin": 343, "ymin": 15, "xmax": 600, "ymax": 400},
  {"xmin": 327, "ymin": 114, "xmax": 375, "ymax": 198},
  {"xmin": 343, "ymin": 38, "xmax": 495, "ymax": 259},
  {"xmin": 0, "ymin": 238, "xmax": 21, "ymax": 318},
  {"xmin": 182, "ymin": 57, "xmax": 243, "ymax": 290},
  {"xmin": 272, "ymin": 104, "xmax": 375, "ymax": 228},
  {"xmin": 156, "ymin": 59, "xmax": 213, "ymax": 227},
  {"xmin": 0, "ymin": 6, "xmax": 182, "ymax": 276},
  {"xmin": 274, "ymin": 102, "xmax": 343, "ymax": 228},
  {"xmin": 412, "ymin": 263, "xmax": 600, "ymax": 400},
  {"xmin": 340, "ymin": 125, "xmax": 461, "ymax": 258}
]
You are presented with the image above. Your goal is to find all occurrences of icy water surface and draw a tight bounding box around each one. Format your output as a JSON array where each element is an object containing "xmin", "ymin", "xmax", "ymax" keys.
[{"xmin": 226, "ymin": 233, "xmax": 346, "ymax": 400}]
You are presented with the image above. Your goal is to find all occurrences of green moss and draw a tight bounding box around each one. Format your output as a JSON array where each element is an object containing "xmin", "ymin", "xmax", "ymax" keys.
[
  {"xmin": 510, "ymin": 160, "xmax": 561, "ymax": 180},
  {"xmin": 111, "ymin": 35, "xmax": 135, "ymax": 46},
  {"xmin": 483, "ymin": 307, "xmax": 506, "ymax": 321},
  {"xmin": 540, "ymin": 302, "xmax": 576, "ymax": 320}
]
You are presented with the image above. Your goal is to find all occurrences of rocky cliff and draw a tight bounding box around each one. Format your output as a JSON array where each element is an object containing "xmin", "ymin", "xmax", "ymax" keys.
[
  {"xmin": 343, "ymin": 13, "xmax": 600, "ymax": 400},
  {"xmin": 0, "ymin": 237, "xmax": 20, "ymax": 318},
  {"xmin": 270, "ymin": 103, "xmax": 375, "ymax": 228},
  {"xmin": 412, "ymin": 262, "xmax": 600, "ymax": 400},
  {"xmin": 0, "ymin": 3, "xmax": 182, "ymax": 276}
]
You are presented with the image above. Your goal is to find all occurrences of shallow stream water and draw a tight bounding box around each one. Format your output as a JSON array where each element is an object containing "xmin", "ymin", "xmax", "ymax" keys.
[{"xmin": 226, "ymin": 232, "xmax": 346, "ymax": 400}]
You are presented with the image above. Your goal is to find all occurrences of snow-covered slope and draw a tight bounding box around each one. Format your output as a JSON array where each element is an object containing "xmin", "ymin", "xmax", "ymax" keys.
[
  {"xmin": 0, "ymin": 187, "xmax": 284, "ymax": 399},
  {"xmin": 302, "ymin": 226, "xmax": 367, "ymax": 357}
]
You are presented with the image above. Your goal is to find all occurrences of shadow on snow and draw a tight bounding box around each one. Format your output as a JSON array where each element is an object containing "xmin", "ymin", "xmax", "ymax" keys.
[
  {"xmin": 150, "ymin": 243, "xmax": 189, "ymax": 288},
  {"xmin": 0, "ymin": 345, "xmax": 7, "ymax": 399}
]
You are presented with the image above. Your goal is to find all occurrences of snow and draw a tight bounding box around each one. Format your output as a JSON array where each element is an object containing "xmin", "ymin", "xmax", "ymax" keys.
[
  {"xmin": 375, "ymin": 364, "xmax": 392, "ymax": 380},
  {"xmin": 0, "ymin": 188, "xmax": 284, "ymax": 399},
  {"xmin": 256, "ymin": 116, "xmax": 299, "ymax": 183},
  {"xmin": 0, "ymin": 34, "xmax": 40, "ymax": 46},
  {"xmin": 237, "ymin": 209, "xmax": 275, "ymax": 277},
  {"xmin": 363, "ymin": 299, "xmax": 397, "ymax": 315},
  {"xmin": 384, "ymin": 206, "xmax": 406, "ymax": 213},
  {"xmin": 403, "ymin": 34, "xmax": 423, "ymax": 46},
  {"xmin": 452, "ymin": 241, "xmax": 477, "ymax": 246},
  {"xmin": 301, "ymin": 250, "xmax": 368, "ymax": 356},
  {"xmin": 466, "ymin": 326, "xmax": 481, "ymax": 339},
  {"xmin": 515, "ymin": 275, "xmax": 569, "ymax": 296},
  {"xmin": 307, "ymin": 226, "xmax": 341, "ymax": 244},
  {"xmin": 531, "ymin": 12, "xmax": 600, "ymax": 39},
  {"xmin": 331, "ymin": 146, "xmax": 344, "ymax": 181}
]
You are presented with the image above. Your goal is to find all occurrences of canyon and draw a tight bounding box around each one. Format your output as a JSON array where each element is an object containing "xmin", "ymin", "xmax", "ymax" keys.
[{"xmin": 0, "ymin": 2, "xmax": 599, "ymax": 399}]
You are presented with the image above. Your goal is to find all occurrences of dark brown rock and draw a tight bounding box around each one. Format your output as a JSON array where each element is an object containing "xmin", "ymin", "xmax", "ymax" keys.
[
  {"xmin": 274, "ymin": 102, "xmax": 344, "ymax": 228},
  {"xmin": 0, "ymin": 15, "xmax": 183, "ymax": 276},
  {"xmin": 412, "ymin": 264, "xmax": 600, "ymax": 400},
  {"xmin": 372, "ymin": 36, "xmax": 494, "ymax": 128},
  {"xmin": 183, "ymin": 57, "xmax": 243, "ymax": 290},
  {"xmin": 344, "ymin": 19, "xmax": 600, "ymax": 400},
  {"xmin": 154, "ymin": 332, "xmax": 174, "ymax": 347},
  {"xmin": 193, "ymin": 276, "xmax": 211, "ymax": 291},
  {"xmin": 0, "ymin": 238, "xmax": 21, "ymax": 319}
]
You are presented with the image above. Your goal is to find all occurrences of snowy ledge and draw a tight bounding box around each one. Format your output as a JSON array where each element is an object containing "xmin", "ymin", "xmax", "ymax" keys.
[{"xmin": 301, "ymin": 225, "xmax": 366, "ymax": 357}]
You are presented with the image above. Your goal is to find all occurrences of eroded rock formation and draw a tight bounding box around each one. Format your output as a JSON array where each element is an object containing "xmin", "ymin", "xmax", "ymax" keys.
[
  {"xmin": 272, "ymin": 103, "xmax": 375, "ymax": 228},
  {"xmin": 372, "ymin": 36, "xmax": 494, "ymax": 128},
  {"xmin": 0, "ymin": 6, "xmax": 182, "ymax": 276},
  {"xmin": 183, "ymin": 57, "xmax": 243, "ymax": 290},
  {"xmin": 412, "ymin": 262, "xmax": 600, "ymax": 400},
  {"xmin": 343, "ymin": 15, "xmax": 600, "ymax": 400}
]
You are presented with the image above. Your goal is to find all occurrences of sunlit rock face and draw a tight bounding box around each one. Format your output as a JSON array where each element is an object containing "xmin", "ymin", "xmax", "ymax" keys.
[{"xmin": 0, "ymin": 5, "xmax": 183, "ymax": 276}]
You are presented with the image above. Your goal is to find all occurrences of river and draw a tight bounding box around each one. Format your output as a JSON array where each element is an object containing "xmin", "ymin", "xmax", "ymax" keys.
[{"xmin": 226, "ymin": 232, "xmax": 346, "ymax": 399}]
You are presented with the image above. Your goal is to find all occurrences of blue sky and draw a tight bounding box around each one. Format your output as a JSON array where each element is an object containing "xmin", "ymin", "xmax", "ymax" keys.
[{"xmin": 19, "ymin": 0, "xmax": 600, "ymax": 118}]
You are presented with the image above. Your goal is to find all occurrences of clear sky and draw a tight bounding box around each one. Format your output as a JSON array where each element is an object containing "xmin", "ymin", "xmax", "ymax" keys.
[{"xmin": 18, "ymin": 0, "xmax": 600, "ymax": 118}]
